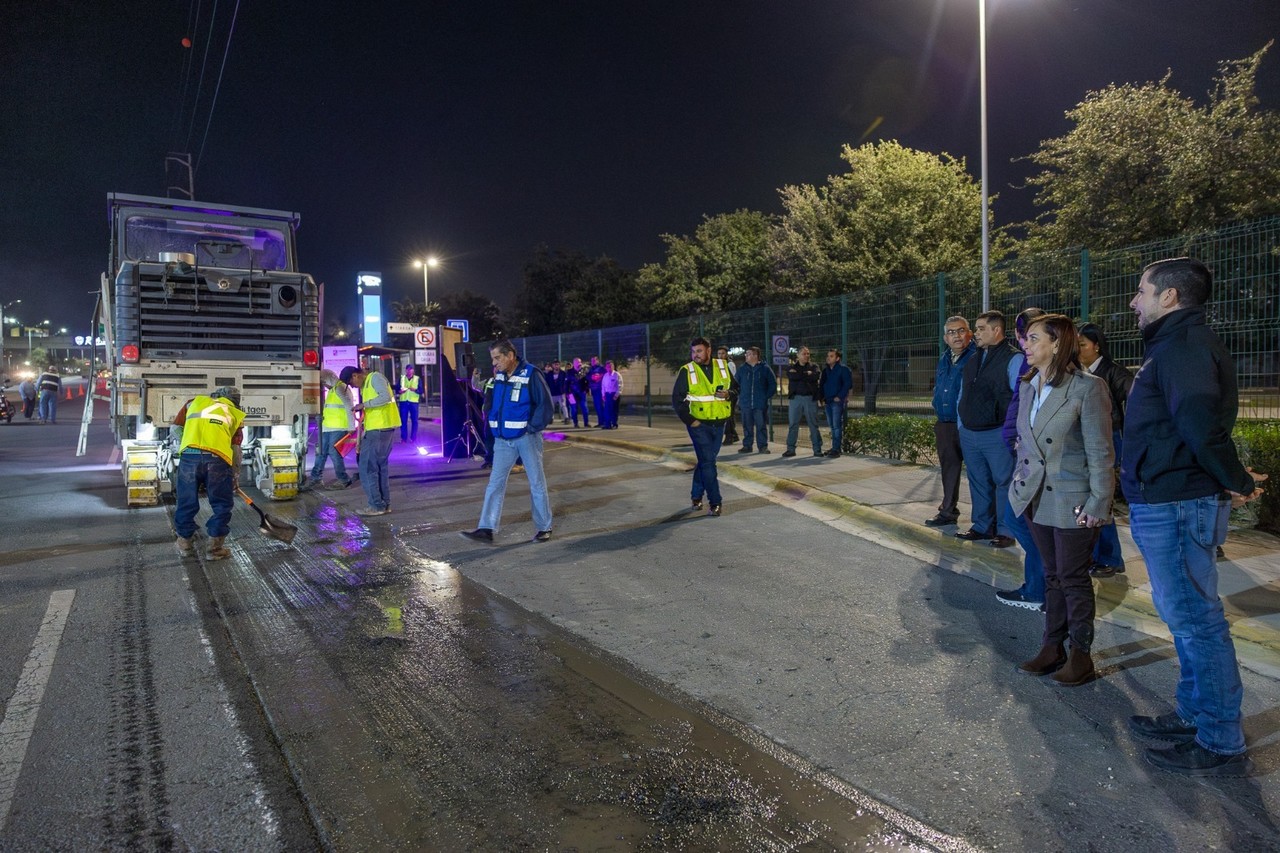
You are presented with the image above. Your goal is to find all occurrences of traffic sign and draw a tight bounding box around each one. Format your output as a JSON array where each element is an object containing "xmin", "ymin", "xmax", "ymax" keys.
[
  {"xmin": 771, "ymin": 334, "xmax": 791, "ymax": 365},
  {"xmin": 414, "ymin": 348, "xmax": 438, "ymax": 365},
  {"xmin": 446, "ymin": 319, "xmax": 470, "ymax": 342},
  {"xmin": 387, "ymin": 322, "xmax": 413, "ymax": 334},
  {"xmin": 413, "ymin": 326, "xmax": 436, "ymax": 348}
]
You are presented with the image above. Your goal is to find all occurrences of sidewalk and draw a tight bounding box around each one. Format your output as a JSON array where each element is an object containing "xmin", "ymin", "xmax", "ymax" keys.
[{"xmin": 555, "ymin": 417, "xmax": 1280, "ymax": 679}]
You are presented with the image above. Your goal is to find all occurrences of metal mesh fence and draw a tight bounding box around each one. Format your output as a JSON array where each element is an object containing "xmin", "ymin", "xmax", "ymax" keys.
[{"xmin": 484, "ymin": 216, "xmax": 1280, "ymax": 422}]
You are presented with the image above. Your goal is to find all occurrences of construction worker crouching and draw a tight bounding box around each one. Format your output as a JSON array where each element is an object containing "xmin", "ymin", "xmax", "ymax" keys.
[{"xmin": 173, "ymin": 385, "xmax": 246, "ymax": 560}]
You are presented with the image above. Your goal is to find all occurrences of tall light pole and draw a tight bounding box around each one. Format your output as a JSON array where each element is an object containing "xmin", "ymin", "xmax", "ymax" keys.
[
  {"xmin": 414, "ymin": 256, "xmax": 439, "ymax": 319},
  {"xmin": 979, "ymin": 0, "xmax": 990, "ymax": 311},
  {"xmin": 0, "ymin": 299, "xmax": 18, "ymax": 376}
]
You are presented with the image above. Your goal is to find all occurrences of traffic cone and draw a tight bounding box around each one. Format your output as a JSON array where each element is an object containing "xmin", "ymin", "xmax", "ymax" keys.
[
  {"xmin": 64, "ymin": 386, "xmax": 72, "ymax": 400},
  {"xmin": 78, "ymin": 384, "xmax": 85, "ymax": 397}
]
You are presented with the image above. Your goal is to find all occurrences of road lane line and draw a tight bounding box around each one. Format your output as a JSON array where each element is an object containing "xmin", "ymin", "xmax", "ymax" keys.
[{"xmin": 0, "ymin": 589, "xmax": 76, "ymax": 830}]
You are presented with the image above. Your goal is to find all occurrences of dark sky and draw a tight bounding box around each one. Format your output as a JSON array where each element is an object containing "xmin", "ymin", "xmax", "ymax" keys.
[{"xmin": 4, "ymin": 1, "xmax": 1279, "ymax": 336}]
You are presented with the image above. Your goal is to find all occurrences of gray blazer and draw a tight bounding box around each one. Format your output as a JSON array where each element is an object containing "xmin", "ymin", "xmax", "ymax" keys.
[{"xmin": 1009, "ymin": 369, "xmax": 1115, "ymax": 529}]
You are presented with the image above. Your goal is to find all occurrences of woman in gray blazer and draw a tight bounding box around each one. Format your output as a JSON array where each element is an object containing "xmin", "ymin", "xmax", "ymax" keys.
[{"xmin": 1009, "ymin": 315, "xmax": 1115, "ymax": 686}]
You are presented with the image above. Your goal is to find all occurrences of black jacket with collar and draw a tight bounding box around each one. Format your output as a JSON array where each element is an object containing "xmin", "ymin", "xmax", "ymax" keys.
[{"xmin": 1120, "ymin": 306, "xmax": 1254, "ymax": 504}]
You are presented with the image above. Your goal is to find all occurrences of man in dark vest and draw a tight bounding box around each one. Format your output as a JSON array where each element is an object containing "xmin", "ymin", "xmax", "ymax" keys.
[{"xmin": 956, "ymin": 310, "xmax": 1021, "ymax": 547}]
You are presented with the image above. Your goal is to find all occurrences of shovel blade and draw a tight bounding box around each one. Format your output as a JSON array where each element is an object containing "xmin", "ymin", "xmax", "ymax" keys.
[{"xmin": 259, "ymin": 515, "xmax": 298, "ymax": 544}]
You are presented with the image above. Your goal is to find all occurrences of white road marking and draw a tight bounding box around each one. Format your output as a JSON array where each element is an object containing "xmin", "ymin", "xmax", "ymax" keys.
[{"xmin": 0, "ymin": 589, "xmax": 76, "ymax": 830}]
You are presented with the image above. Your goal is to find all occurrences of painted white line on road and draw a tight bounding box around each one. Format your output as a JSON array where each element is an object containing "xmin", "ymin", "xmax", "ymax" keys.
[{"xmin": 0, "ymin": 589, "xmax": 76, "ymax": 830}]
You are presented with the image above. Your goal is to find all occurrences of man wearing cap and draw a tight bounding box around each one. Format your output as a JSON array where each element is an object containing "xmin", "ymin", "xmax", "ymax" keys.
[
  {"xmin": 172, "ymin": 386, "xmax": 246, "ymax": 560},
  {"xmin": 398, "ymin": 363, "xmax": 421, "ymax": 444},
  {"xmin": 307, "ymin": 368, "xmax": 356, "ymax": 490},
  {"xmin": 351, "ymin": 363, "xmax": 401, "ymax": 516}
]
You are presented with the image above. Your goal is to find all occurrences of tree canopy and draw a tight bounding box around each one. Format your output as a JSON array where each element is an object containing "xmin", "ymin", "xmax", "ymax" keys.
[
  {"xmin": 510, "ymin": 246, "xmax": 646, "ymax": 335},
  {"xmin": 1025, "ymin": 43, "xmax": 1280, "ymax": 248},
  {"xmin": 392, "ymin": 289, "xmax": 505, "ymax": 341}
]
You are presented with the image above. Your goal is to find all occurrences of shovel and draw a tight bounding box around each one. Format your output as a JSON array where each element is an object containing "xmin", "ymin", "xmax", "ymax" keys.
[{"xmin": 235, "ymin": 488, "xmax": 298, "ymax": 545}]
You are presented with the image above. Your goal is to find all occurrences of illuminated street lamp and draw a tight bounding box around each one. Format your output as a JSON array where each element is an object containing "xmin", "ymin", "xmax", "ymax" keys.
[{"xmin": 414, "ymin": 256, "xmax": 439, "ymax": 317}]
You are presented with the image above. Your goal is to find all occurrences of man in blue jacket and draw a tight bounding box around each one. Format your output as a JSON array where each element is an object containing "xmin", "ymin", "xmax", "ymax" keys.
[
  {"xmin": 926, "ymin": 316, "xmax": 977, "ymax": 526},
  {"xmin": 1122, "ymin": 258, "xmax": 1266, "ymax": 777},
  {"xmin": 733, "ymin": 346, "xmax": 777, "ymax": 453},
  {"xmin": 460, "ymin": 340, "xmax": 555, "ymax": 543},
  {"xmin": 820, "ymin": 349, "xmax": 854, "ymax": 458}
]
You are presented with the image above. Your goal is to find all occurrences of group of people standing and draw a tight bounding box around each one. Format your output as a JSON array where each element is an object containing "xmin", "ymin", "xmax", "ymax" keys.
[
  {"xmin": 14, "ymin": 367, "xmax": 62, "ymax": 423},
  {"xmin": 928, "ymin": 257, "xmax": 1266, "ymax": 776},
  {"xmin": 544, "ymin": 356, "xmax": 623, "ymax": 429}
]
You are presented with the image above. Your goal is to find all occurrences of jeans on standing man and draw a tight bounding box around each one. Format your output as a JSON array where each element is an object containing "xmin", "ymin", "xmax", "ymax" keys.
[
  {"xmin": 359, "ymin": 428, "xmax": 395, "ymax": 511},
  {"xmin": 479, "ymin": 433, "xmax": 553, "ymax": 533}
]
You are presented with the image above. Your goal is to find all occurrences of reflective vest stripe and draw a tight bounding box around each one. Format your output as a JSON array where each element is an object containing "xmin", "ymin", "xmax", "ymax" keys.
[
  {"xmin": 684, "ymin": 360, "xmax": 732, "ymax": 420},
  {"xmin": 178, "ymin": 394, "xmax": 245, "ymax": 466}
]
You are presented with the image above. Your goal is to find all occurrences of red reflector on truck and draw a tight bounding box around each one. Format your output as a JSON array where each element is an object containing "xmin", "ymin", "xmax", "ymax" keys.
[
  {"xmin": 303, "ymin": 349, "xmax": 319, "ymax": 367},
  {"xmin": 121, "ymin": 344, "xmax": 139, "ymax": 363}
]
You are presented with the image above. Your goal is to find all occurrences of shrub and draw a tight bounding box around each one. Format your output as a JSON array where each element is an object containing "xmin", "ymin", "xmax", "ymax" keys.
[
  {"xmin": 843, "ymin": 413, "xmax": 937, "ymax": 463},
  {"xmin": 1233, "ymin": 419, "xmax": 1280, "ymax": 534}
]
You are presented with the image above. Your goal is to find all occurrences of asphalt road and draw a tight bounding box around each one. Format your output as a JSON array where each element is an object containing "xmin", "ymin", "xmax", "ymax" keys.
[{"xmin": 3, "ymin": 398, "xmax": 1280, "ymax": 850}]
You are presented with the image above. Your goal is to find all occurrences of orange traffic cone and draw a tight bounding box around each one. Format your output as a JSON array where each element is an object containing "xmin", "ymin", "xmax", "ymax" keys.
[
  {"xmin": 64, "ymin": 386, "xmax": 72, "ymax": 400},
  {"xmin": 78, "ymin": 384, "xmax": 85, "ymax": 397}
]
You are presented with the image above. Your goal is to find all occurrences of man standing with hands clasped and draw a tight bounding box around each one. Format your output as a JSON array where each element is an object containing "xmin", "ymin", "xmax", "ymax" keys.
[
  {"xmin": 673, "ymin": 338, "xmax": 735, "ymax": 516},
  {"xmin": 819, "ymin": 349, "xmax": 853, "ymax": 458},
  {"xmin": 1122, "ymin": 257, "xmax": 1266, "ymax": 777}
]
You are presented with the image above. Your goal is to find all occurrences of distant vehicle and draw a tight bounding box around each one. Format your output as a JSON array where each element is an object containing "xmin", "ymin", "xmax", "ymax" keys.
[{"xmin": 88, "ymin": 193, "xmax": 321, "ymax": 506}]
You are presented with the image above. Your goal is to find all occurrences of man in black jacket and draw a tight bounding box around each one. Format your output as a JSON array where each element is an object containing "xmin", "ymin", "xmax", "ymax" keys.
[
  {"xmin": 782, "ymin": 346, "xmax": 823, "ymax": 458},
  {"xmin": 1122, "ymin": 258, "xmax": 1266, "ymax": 777}
]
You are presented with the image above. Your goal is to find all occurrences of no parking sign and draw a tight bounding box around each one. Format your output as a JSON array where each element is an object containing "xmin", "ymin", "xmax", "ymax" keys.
[{"xmin": 771, "ymin": 334, "xmax": 790, "ymax": 365}]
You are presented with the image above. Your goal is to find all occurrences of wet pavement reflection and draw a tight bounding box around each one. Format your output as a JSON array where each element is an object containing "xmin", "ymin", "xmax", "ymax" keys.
[{"xmin": 203, "ymin": 496, "xmax": 952, "ymax": 851}]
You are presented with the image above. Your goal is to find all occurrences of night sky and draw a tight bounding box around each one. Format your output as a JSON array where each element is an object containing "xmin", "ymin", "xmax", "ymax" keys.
[{"xmin": 4, "ymin": 1, "xmax": 1279, "ymax": 337}]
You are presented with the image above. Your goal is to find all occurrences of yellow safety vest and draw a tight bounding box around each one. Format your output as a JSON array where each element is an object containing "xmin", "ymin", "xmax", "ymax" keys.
[
  {"xmin": 361, "ymin": 372, "xmax": 402, "ymax": 431},
  {"xmin": 322, "ymin": 385, "xmax": 353, "ymax": 431},
  {"xmin": 399, "ymin": 374, "xmax": 421, "ymax": 403},
  {"xmin": 684, "ymin": 359, "xmax": 732, "ymax": 421},
  {"xmin": 179, "ymin": 394, "xmax": 245, "ymax": 466}
]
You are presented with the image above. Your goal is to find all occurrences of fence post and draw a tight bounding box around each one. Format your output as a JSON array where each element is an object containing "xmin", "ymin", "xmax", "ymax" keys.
[
  {"xmin": 597, "ymin": 329, "xmax": 603, "ymax": 360},
  {"xmin": 763, "ymin": 306, "xmax": 772, "ymax": 443},
  {"xmin": 645, "ymin": 323, "xmax": 652, "ymax": 427},
  {"xmin": 1080, "ymin": 248, "xmax": 1090, "ymax": 320},
  {"xmin": 557, "ymin": 333, "xmax": 562, "ymax": 364},
  {"xmin": 936, "ymin": 272, "xmax": 946, "ymax": 338},
  {"xmin": 840, "ymin": 294, "xmax": 848, "ymax": 364}
]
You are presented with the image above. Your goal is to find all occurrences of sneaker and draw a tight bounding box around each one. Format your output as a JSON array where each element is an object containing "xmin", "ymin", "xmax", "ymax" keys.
[
  {"xmin": 459, "ymin": 528, "xmax": 494, "ymax": 543},
  {"xmin": 996, "ymin": 588, "xmax": 1044, "ymax": 610},
  {"xmin": 356, "ymin": 506, "xmax": 391, "ymax": 517},
  {"xmin": 758, "ymin": 447, "xmax": 771, "ymax": 454},
  {"xmin": 691, "ymin": 498, "xmax": 703, "ymax": 510},
  {"xmin": 1088, "ymin": 562, "xmax": 1119, "ymax": 578},
  {"xmin": 954, "ymin": 528, "xmax": 992, "ymax": 541},
  {"xmin": 1145, "ymin": 740, "xmax": 1253, "ymax": 777},
  {"xmin": 1128, "ymin": 713, "xmax": 1198, "ymax": 743},
  {"xmin": 924, "ymin": 513, "xmax": 959, "ymax": 527},
  {"xmin": 175, "ymin": 536, "xmax": 193, "ymax": 555},
  {"xmin": 781, "ymin": 449, "xmax": 796, "ymax": 458},
  {"xmin": 827, "ymin": 450, "xmax": 842, "ymax": 458},
  {"xmin": 812, "ymin": 451, "xmax": 825, "ymax": 458},
  {"xmin": 326, "ymin": 480, "xmax": 353, "ymax": 490},
  {"xmin": 532, "ymin": 530, "xmax": 552, "ymax": 542},
  {"xmin": 708, "ymin": 505, "xmax": 722, "ymax": 517},
  {"xmin": 737, "ymin": 446, "xmax": 753, "ymax": 454},
  {"xmin": 989, "ymin": 535, "xmax": 1016, "ymax": 548}
]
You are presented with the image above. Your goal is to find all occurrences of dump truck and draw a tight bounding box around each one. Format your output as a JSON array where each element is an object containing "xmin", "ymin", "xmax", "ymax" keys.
[{"xmin": 93, "ymin": 193, "xmax": 321, "ymax": 506}]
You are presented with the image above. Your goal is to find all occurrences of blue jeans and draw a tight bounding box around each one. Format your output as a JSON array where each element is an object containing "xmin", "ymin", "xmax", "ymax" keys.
[
  {"xmin": 311, "ymin": 430, "xmax": 350, "ymax": 484},
  {"xmin": 741, "ymin": 406, "xmax": 768, "ymax": 450},
  {"xmin": 1092, "ymin": 430, "xmax": 1125, "ymax": 568},
  {"xmin": 174, "ymin": 450, "xmax": 234, "ymax": 538},
  {"xmin": 687, "ymin": 420, "xmax": 725, "ymax": 505},
  {"xmin": 38, "ymin": 390, "xmax": 57, "ymax": 423},
  {"xmin": 825, "ymin": 401, "xmax": 845, "ymax": 452},
  {"xmin": 569, "ymin": 395, "xmax": 588, "ymax": 427},
  {"xmin": 786, "ymin": 396, "xmax": 821, "ymax": 454},
  {"xmin": 359, "ymin": 428, "xmax": 396, "ymax": 510},
  {"xmin": 399, "ymin": 401, "xmax": 419, "ymax": 442},
  {"xmin": 1130, "ymin": 496, "xmax": 1245, "ymax": 755},
  {"xmin": 1005, "ymin": 499, "xmax": 1046, "ymax": 601},
  {"xmin": 479, "ymin": 432, "xmax": 552, "ymax": 532},
  {"xmin": 958, "ymin": 425, "xmax": 1014, "ymax": 537}
]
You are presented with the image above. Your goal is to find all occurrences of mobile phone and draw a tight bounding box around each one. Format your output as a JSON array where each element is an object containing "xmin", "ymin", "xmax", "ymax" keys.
[{"xmin": 1074, "ymin": 505, "xmax": 1086, "ymax": 526}]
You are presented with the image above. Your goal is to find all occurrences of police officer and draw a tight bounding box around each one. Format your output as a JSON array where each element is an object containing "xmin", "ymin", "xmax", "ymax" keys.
[
  {"xmin": 398, "ymin": 363, "xmax": 421, "ymax": 444},
  {"xmin": 460, "ymin": 340, "xmax": 554, "ymax": 543},
  {"xmin": 672, "ymin": 337, "xmax": 735, "ymax": 516},
  {"xmin": 352, "ymin": 363, "xmax": 401, "ymax": 516},
  {"xmin": 173, "ymin": 385, "xmax": 245, "ymax": 560}
]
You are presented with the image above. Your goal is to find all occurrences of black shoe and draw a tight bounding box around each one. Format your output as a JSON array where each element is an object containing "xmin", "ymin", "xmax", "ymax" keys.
[
  {"xmin": 989, "ymin": 535, "xmax": 1016, "ymax": 548},
  {"xmin": 1145, "ymin": 740, "xmax": 1252, "ymax": 777},
  {"xmin": 1129, "ymin": 713, "xmax": 1198, "ymax": 743},
  {"xmin": 758, "ymin": 447, "xmax": 771, "ymax": 454},
  {"xmin": 1216, "ymin": 545, "xmax": 1226, "ymax": 561},
  {"xmin": 459, "ymin": 528, "xmax": 494, "ymax": 543},
  {"xmin": 924, "ymin": 513, "xmax": 958, "ymax": 527},
  {"xmin": 532, "ymin": 530, "xmax": 552, "ymax": 542},
  {"xmin": 955, "ymin": 528, "xmax": 992, "ymax": 541},
  {"xmin": 996, "ymin": 589, "xmax": 1044, "ymax": 610},
  {"xmin": 708, "ymin": 505, "xmax": 721, "ymax": 517},
  {"xmin": 737, "ymin": 446, "xmax": 753, "ymax": 454},
  {"xmin": 812, "ymin": 450, "xmax": 825, "ymax": 458},
  {"xmin": 691, "ymin": 498, "xmax": 703, "ymax": 510},
  {"xmin": 1089, "ymin": 562, "xmax": 1119, "ymax": 578},
  {"xmin": 781, "ymin": 449, "xmax": 796, "ymax": 458},
  {"xmin": 827, "ymin": 450, "xmax": 841, "ymax": 458}
]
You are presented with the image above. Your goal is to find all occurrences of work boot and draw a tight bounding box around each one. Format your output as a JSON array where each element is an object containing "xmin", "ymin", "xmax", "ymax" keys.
[
  {"xmin": 175, "ymin": 536, "xmax": 193, "ymax": 556},
  {"xmin": 1018, "ymin": 643, "xmax": 1066, "ymax": 676},
  {"xmin": 1052, "ymin": 648, "xmax": 1095, "ymax": 686},
  {"xmin": 206, "ymin": 536, "xmax": 231, "ymax": 561}
]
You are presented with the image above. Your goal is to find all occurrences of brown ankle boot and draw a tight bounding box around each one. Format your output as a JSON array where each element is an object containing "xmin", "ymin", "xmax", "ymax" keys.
[
  {"xmin": 1052, "ymin": 648, "xmax": 1095, "ymax": 686},
  {"xmin": 1019, "ymin": 643, "xmax": 1066, "ymax": 676}
]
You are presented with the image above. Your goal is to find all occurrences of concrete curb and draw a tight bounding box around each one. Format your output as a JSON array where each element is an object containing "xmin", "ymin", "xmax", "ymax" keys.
[{"xmin": 560, "ymin": 430, "xmax": 1280, "ymax": 679}]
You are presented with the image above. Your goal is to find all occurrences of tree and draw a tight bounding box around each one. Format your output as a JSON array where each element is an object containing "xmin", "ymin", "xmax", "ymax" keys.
[
  {"xmin": 772, "ymin": 141, "xmax": 985, "ymax": 411},
  {"xmin": 436, "ymin": 290, "xmax": 505, "ymax": 342},
  {"xmin": 772, "ymin": 141, "xmax": 984, "ymax": 298},
  {"xmin": 1024, "ymin": 44, "xmax": 1280, "ymax": 249},
  {"xmin": 510, "ymin": 246, "xmax": 643, "ymax": 335},
  {"xmin": 639, "ymin": 210, "xmax": 781, "ymax": 318}
]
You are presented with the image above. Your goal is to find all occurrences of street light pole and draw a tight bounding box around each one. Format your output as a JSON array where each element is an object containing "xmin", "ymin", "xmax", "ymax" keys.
[
  {"xmin": 415, "ymin": 256, "xmax": 439, "ymax": 319},
  {"xmin": 0, "ymin": 299, "xmax": 19, "ymax": 376},
  {"xmin": 979, "ymin": 0, "xmax": 990, "ymax": 312}
]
